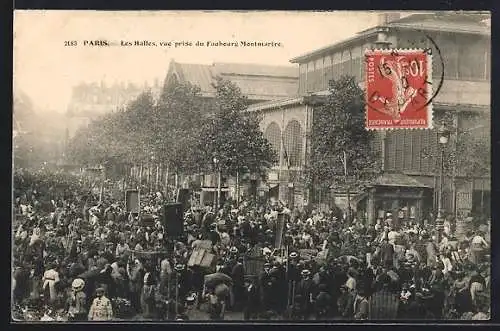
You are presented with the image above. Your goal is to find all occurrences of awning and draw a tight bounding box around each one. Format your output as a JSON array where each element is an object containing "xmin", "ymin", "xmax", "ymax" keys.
[{"xmin": 371, "ymin": 173, "xmax": 432, "ymax": 188}]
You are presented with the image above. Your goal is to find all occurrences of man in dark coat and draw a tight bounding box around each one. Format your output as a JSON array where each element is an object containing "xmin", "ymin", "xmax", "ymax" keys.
[
  {"xmin": 297, "ymin": 269, "xmax": 315, "ymax": 319},
  {"xmin": 258, "ymin": 263, "xmax": 274, "ymax": 312},
  {"xmin": 231, "ymin": 257, "xmax": 245, "ymax": 310},
  {"xmin": 380, "ymin": 237, "xmax": 395, "ymax": 268},
  {"xmin": 243, "ymin": 277, "xmax": 260, "ymax": 320},
  {"xmin": 314, "ymin": 283, "xmax": 332, "ymax": 319},
  {"xmin": 369, "ymin": 274, "xmax": 400, "ymax": 320}
]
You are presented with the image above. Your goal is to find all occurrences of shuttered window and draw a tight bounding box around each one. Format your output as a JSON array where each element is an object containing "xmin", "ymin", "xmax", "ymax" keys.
[
  {"xmin": 299, "ymin": 64, "xmax": 307, "ymax": 95},
  {"xmin": 458, "ymin": 35, "xmax": 488, "ymax": 80},
  {"xmin": 351, "ymin": 46, "xmax": 363, "ymax": 82},
  {"xmin": 306, "ymin": 61, "xmax": 314, "ymax": 93},
  {"xmin": 411, "ymin": 130, "xmax": 422, "ymax": 173},
  {"xmin": 403, "ymin": 131, "xmax": 412, "ymax": 171},
  {"xmin": 324, "ymin": 55, "xmax": 334, "ymax": 89},
  {"xmin": 385, "ymin": 131, "xmax": 396, "ymax": 171},
  {"xmin": 315, "ymin": 58, "xmax": 324, "ymax": 91},
  {"xmin": 341, "ymin": 50, "xmax": 352, "ymax": 77},
  {"xmin": 332, "ymin": 52, "xmax": 342, "ymax": 83},
  {"xmin": 438, "ymin": 33, "xmax": 459, "ymax": 80},
  {"xmin": 394, "ymin": 130, "xmax": 405, "ymax": 171}
]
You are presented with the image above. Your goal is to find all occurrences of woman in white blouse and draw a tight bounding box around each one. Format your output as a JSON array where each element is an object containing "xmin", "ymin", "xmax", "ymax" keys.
[
  {"xmin": 438, "ymin": 252, "xmax": 453, "ymax": 276},
  {"xmin": 42, "ymin": 262, "xmax": 60, "ymax": 305}
]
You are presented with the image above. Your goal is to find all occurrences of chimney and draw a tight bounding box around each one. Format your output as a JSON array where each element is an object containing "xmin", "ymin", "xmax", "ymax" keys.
[
  {"xmin": 375, "ymin": 12, "xmax": 400, "ymax": 48},
  {"xmin": 377, "ymin": 12, "xmax": 401, "ymax": 26}
]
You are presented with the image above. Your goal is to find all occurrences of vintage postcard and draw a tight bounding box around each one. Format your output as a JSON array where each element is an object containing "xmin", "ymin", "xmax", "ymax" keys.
[{"xmin": 12, "ymin": 10, "xmax": 491, "ymax": 322}]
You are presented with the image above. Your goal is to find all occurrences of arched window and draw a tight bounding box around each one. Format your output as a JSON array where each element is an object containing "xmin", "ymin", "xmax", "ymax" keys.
[
  {"xmin": 283, "ymin": 120, "xmax": 303, "ymax": 167},
  {"xmin": 264, "ymin": 122, "xmax": 281, "ymax": 164},
  {"xmin": 341, "ymin": 50, "xmax": 352, "ymax": 77}
]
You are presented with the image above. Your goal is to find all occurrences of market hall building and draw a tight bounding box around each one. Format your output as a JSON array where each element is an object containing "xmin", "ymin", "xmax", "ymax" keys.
[
  {"xmin": 247, "ymin": 12, "xmax": 490, "ymax": 224},
  {"xmin": 163, "ymin": 60, "xmax": 300, "ymax": 206}
]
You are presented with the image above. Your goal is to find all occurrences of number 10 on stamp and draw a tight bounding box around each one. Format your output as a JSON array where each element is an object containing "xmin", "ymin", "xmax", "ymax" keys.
[{"xmin": 365, "ymin": 49, "xmax": 432, "ymax": 130}]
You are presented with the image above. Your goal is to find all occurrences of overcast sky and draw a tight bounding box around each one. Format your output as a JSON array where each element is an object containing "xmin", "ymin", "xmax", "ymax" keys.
[{"xmin": 13, "ymin": 10, "xmax": 403, "ymax": 112}]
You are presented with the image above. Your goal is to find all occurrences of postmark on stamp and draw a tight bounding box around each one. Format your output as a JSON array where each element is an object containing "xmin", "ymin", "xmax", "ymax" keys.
[{"xmin": 365, "ymin": 49, "xmax": 432, "ymax": 130}]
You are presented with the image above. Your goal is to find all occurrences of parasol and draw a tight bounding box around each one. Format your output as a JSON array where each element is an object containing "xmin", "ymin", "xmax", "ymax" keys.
[{"xmin": 204, "ymin": 272, "xmax": 233, "ymax": 288}]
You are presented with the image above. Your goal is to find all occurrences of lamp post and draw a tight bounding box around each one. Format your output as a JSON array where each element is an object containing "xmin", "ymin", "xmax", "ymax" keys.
[
  {"xmin": 213, "ymin": 157, "xmax": 220, "ymax": 210},
  {"xmin": 150, "ymin": 153, "xmax": 156, "ymax": 194},
  {"xmin": 99, "ymin": 164, "xmax": 105, "ymax": 203},
  {"xmin": 436, "ymin": 121, "xmax": 450, "ymax": 241}
]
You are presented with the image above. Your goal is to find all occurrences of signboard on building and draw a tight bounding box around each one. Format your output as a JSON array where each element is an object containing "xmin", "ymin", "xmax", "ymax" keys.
[{"xmin": 268, "ymin": 171, "xmax": 278, "ymax": 182}]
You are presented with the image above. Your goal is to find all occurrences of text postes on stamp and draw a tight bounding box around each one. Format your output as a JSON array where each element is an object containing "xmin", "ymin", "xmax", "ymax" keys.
[{"xmin": 365, "ymin": 49, "xmax": 432, "ymax": 130}]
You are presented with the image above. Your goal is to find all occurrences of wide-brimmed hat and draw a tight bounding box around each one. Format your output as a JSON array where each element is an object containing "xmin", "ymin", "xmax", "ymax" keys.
[
  {"xmin": 229, "ymin": 246, "xmax": 238, "ymax": 254},
  {"xmin": 289, "ymin": 252, "xmax": 298, "ymax": 259},
  {"xmin": 71, "ymin": 278, "xmax": 85, "ymax": 291},
  {"xmin": 301, "ymin": 269, "xmax": 311, "ymax": 277}
]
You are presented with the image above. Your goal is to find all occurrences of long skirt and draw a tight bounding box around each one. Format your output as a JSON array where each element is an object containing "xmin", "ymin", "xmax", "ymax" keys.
[
  {"xmin": 29, "ymin": 278, "xmax": 40, "ymax": 299},
  {"xmin": 470, "ymin": 282, "xmax": 484, "ymax": 303},
  {"xmin": 469, "ymin": 247, "xmax": 483, "ymax": 264},
  {"xmin": 140, "ymin": 285, "xmax": 155, "ymax": 318}
]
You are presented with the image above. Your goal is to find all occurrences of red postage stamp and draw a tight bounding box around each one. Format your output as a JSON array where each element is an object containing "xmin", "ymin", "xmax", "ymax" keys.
[{"xmin": 365, "ymin": 49, "xmax": 432, "ymax": 130}]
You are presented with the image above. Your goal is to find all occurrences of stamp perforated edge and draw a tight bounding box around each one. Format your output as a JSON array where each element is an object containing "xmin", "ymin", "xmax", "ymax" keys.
[{"xmin": 364, "ymin": 48, "xmax": 434, "ymax": 131}]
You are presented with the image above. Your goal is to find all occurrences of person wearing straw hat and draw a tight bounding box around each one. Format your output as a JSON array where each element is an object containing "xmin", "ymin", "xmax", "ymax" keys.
[
  {"xmin": 67, "ymin": 278, "xmax": 87, "ymax": 321},
  {"xmin": 88, "ymin": 287, "xmax": 113, "ymax": 321},
  {"xmin": 297, "ymin": 269, "xmax": 314, "ymax": 319},
  {"xmin": 243, "ymin": 276, "xmax": 259, "ymax": 320}
]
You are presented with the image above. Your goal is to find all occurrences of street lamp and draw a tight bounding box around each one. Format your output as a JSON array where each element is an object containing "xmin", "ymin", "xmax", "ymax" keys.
[
  {"xmin": 436, "ymin": 121, "xmax": 450, "ymax": 239},
  {"xmin": 213, "ymin": 157, "xmax": 220, "ymax": 210}
]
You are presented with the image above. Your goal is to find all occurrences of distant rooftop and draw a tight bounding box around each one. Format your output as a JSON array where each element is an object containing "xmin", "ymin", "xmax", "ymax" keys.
[{"xmin": 167, "ymin": 61, "xmax": 299, "ymax": 100}]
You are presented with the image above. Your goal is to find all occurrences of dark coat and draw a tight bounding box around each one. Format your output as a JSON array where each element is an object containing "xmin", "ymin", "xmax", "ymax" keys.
[{"xmin": 369, "ymin": 288, "xmax": 400, "ymax": 320}]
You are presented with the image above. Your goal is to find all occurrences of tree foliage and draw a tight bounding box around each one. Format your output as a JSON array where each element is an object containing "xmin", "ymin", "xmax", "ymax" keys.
[
  {"xmin": 309, "ymin": 75, "xmax": 379, "ymax": 189},
  {"xmin": 422, "ymin": 110, "xmax": 490, "ymax": 178},
  {"xmin": 67, "ymin": 76, "xmax": 276, "ymax": 181},
  {"xmin": 198, "ymin": 77, "xmax": 277, "ymax": 176}
]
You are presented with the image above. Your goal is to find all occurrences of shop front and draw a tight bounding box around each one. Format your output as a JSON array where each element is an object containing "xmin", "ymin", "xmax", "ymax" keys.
[{"xmin": 361, "ymin": 173, "xmax": 434, "ymax": 226}]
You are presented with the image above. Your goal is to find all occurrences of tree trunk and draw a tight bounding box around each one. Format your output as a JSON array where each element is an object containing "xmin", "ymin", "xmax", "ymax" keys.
[
  {"xmin": 147, "ymin": 163, "xmax": 151, "ymax": 194},
  {"xmin": 139, "ymin": 164, "xmax": 143, "ymax": 187},
  {"xmin": 346, "ymin": 189, "xmax": 351, "ymax": 223},
  {"xmin": 99, "ymin": 167, "xmax": 105, "ymax": 203},
  {"xmin": 155, "ymin": 164, "xmax": 160, "ymax": 192},
  {"xmin": 217, "ymin": 170, "xmax": 222, "ymax": 211},
  {"xmin": 236, "ymin": 170, "xmax": 240, "ymax": 207},
  {"xmin": 164, "ymin": 164, "xmax": 170, "ymax": 199}
]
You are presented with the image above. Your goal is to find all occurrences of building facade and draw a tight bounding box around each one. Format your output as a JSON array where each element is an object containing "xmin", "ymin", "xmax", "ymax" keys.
[
  {"xmin": 65, "ymin": 80, "xmax": 162, "ymax": 139},
  {"xmin": 163, "ymin": 60, "xmax": 300, "ymax": 206},
  {"xmin": 249, "ymin": 12, "xmax": 490, "ymax": 223}
]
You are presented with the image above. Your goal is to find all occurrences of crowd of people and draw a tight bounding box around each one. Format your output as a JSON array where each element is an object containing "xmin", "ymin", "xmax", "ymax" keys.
[{"xmin": 12, "ymin": 169, "xmax": 491, "ymax": 321}]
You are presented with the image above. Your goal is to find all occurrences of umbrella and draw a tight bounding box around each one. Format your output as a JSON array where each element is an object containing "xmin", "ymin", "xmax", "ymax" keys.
[{"xmin": 204, "ymin": 272, "xmax": 233, "ymax": 288}]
